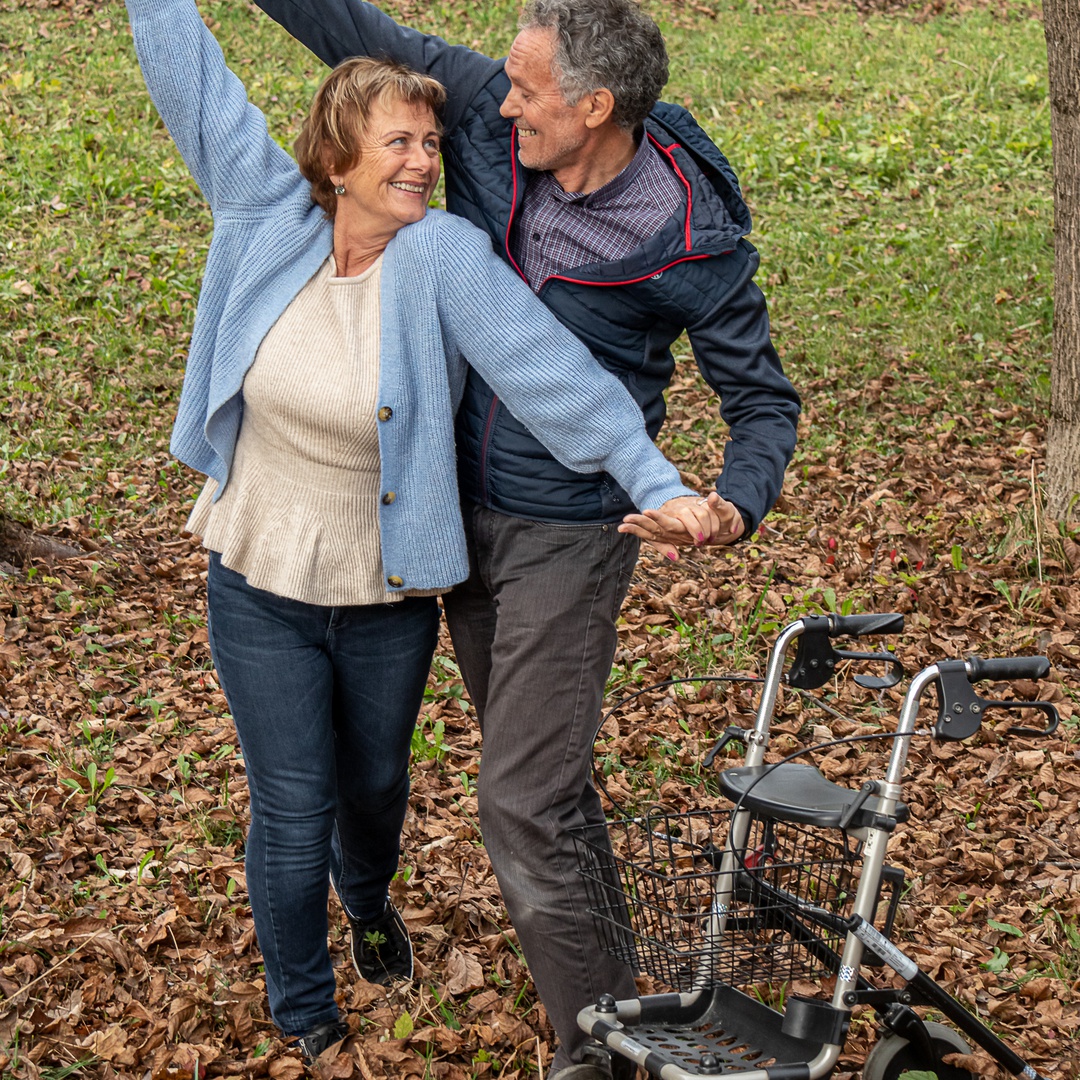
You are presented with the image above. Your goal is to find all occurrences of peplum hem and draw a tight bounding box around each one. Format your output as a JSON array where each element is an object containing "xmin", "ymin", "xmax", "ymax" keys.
[{"xmin": 186, "ymin": 436, "xmax": 400, "ymax": 607}]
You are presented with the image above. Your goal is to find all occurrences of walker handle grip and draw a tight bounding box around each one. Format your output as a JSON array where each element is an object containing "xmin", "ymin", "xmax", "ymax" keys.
[
  {"xmin": 966, "ymin": 656, "xmax": 1050, "ymax": 682},
  {"xmin": 786, "ymin": 613, "xmax": 905, "ymax": 690},
  {"xmin": 934, "ymin": 657, "xmax": 1058, "ymax": 740},
  {"xmin": 829, "ymin": 613, "xmax": 904, "ymax": 638}
]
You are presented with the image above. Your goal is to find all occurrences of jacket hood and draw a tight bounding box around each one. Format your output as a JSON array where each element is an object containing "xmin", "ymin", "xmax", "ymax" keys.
[{"xmin": 647, "ymin": 102, "xmax": 753, "ymax": 241}]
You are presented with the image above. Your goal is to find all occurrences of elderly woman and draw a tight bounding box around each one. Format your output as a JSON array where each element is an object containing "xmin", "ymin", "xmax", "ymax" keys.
[{"xmin": 124, "ymin": 0, "xmax": 721, "ymax": 1061}]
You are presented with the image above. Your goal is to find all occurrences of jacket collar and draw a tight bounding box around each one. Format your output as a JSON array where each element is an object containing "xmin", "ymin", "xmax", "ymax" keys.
[{"xmin": 504, "ymin": 105, "xmax": 749, "ymax": 288}]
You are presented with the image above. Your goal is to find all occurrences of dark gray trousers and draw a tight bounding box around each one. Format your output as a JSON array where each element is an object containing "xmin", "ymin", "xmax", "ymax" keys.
[{"xmin": 443, "ymin": 503, "xmax": 639, "ymax": 1073}]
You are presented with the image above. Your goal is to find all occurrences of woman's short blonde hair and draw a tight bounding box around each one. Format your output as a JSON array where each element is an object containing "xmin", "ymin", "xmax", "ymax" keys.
[{"xmin": 295, "ymin": 56, "xmax": 447, "ymax": 217}]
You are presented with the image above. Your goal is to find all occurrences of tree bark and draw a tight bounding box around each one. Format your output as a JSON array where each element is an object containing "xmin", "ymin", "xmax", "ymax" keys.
[
  {"xmin": 0, "ymin": 514, "xmax": 84, "ymax": 566},
  {"xmin": 1044, "ymin": 0, "xmax": 1080, "ymax": 521}
]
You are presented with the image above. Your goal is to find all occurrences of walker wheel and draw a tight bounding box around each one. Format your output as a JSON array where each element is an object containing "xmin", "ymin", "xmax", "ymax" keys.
[{"xmin": 862, "ymin": 1021, "xmax": 975, "ymax": 1080}]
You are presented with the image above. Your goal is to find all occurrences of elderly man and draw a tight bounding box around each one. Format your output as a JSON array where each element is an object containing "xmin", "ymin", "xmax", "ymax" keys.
[{"xmin": 253, "ymin": 0, "xmax": 801, "ymax": 1076}]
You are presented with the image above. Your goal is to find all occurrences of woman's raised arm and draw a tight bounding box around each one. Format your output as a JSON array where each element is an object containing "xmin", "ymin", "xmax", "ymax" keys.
[{"xmin": 125, "ymin": 0, "xmax": 301, "ymax": 212}]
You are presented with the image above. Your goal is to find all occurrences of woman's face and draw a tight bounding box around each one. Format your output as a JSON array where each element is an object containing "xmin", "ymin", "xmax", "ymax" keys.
[{"xmin": 332, "ymin": 97, "xmax": 440, "ymax": 238}]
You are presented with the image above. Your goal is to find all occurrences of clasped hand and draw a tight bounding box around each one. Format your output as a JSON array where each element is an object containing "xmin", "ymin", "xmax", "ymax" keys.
[{"xmin": 618, "ymin": 492, "xmax": 744, "ymax": 561}]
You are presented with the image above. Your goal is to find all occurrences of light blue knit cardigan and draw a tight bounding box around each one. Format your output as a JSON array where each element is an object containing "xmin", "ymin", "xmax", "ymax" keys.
[{"xmin": 126, "ymin": 0, "xmax": 692, "ymax": 593}]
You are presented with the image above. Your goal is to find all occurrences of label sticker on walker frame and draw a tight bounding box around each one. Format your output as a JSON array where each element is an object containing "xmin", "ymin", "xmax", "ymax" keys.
[{"xmin": 852, "ymin": 918, "xmax": 919, "ymax": 981}]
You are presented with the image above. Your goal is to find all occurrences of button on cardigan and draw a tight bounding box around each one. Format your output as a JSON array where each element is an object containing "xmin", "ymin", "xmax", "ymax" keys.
[{"xmin": 186, "ymin": 257, "xmax": 420, "ymax": 606}]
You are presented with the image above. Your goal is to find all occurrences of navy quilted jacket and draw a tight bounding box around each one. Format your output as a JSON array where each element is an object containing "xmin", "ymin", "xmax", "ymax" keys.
[{"xmin": 255, "ymin": 0, "xmax": 801, "ymax": 530}]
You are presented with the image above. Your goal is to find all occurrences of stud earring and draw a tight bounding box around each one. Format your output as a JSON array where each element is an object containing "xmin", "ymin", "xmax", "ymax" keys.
[{"xmin": 334, "ymin": 183, "xmax": 346, "ymax": 196}]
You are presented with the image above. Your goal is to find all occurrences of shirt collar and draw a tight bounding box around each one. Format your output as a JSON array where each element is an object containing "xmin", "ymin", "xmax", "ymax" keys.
[{"xmin": 543, "ymin": 133, "xmax": 652, "ymax": 207}]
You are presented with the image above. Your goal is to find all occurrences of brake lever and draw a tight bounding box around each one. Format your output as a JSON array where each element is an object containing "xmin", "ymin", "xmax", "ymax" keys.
[
  {"xmin": 837, "ymin": 648, "xmax": 905, "ymax": 690},
  {"xmin": 787, "ymin": 627, "xmax": 903, "ymax": 691},
  {"xmin": 1003, "ymin": 701, "xmax": 1060, "ymax": 738},
  {"xmin": 934, "ymin": 661, "xmax": 1060, "ymax": 740}
]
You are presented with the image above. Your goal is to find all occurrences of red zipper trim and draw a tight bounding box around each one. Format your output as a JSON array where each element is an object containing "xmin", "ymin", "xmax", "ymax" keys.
[
  {"xmin": 482, "ymin": 129, "xmax": 526, "ymax": 502},
  {"xmin": 504, "ymin": 129, "xmax": 529, "ymax": 282},
  {"xmin": 648, "ymin": 133, "xmax": 694, "ymax": 250},
  {"xmin": 540, "ymin": 252, "xmax": 716, "ymax": 291},
  {"xmin": 531, "ymin": 133, "xmax": 719, "ymax": 290}
]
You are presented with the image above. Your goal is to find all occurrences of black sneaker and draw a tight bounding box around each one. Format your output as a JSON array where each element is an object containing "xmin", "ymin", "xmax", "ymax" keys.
[
  {"xmin": 348, "ymin": 901, "xmax": 413, "ymax": 985},
  {"xmin": 295, "ymin": 1018, "xmax": 349, "ymax": 1065}
]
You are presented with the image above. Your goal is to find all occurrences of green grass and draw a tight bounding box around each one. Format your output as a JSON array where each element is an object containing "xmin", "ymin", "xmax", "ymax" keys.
[
  {"xmin": 670, "ymin": 10, "xmax": 1052, "ymax": 415},
  {"xmin": 1, "ymin": 0, "xmax": 1052, "ymax": 527},
  {"xmin": 667, "ymin": 8, "xmax": 1051, "ymax": 468}
]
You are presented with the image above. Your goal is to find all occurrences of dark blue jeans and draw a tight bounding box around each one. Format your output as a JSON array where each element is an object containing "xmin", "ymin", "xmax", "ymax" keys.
[{"xmin": 206, "ymin": 553, "xmax": 439, "ymax": 1036}]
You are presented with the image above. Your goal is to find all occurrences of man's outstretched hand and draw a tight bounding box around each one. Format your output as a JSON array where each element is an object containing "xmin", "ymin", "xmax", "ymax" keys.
[{"xmin": 618, "ymin": 492, "xmax": 744, "ymax": 561}]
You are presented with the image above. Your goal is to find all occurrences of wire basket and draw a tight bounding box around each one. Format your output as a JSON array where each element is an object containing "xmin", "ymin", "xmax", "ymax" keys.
[{"xmin": 572, "ymin": 808, "xmax": 859, "ymax": 994}]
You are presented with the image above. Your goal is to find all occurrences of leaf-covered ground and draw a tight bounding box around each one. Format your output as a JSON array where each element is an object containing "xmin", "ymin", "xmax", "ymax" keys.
[
  {"xmin": 2, "ymin": 0, "xmax": 1076, "ymax": 1077},
  {"xmin": 3, "ymin": 362, "xmax": 1079, "ymax": 1079}
]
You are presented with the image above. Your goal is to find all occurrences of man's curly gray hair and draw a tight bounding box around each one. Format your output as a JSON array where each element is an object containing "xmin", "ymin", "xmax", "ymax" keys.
[{"xmin": 519, "ymin": 0, "xmax": 668, "ymax": 131}]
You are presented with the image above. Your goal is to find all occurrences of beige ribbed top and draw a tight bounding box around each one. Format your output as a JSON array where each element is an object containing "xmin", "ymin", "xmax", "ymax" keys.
[{"xmin": 187, "ymin": 255, "xmax": 404, "ymax": 606}]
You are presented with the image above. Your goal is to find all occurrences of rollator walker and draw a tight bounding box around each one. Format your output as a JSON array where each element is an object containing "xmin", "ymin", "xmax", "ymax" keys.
[{"xmin": 573, "ymin": 613, "xmax": 1059, "ymax": 1080}]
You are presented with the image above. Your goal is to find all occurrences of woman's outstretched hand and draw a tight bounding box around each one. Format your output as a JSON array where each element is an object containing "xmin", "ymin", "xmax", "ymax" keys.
[{"xmin": 617, "ymin": 492, "xmax": 745, "ymax": 562}]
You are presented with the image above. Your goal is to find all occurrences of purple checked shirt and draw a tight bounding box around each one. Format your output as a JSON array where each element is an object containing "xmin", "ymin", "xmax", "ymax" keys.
[{"xmin": 514, "ymin": 135, "xmax": 686, "ymax": 291}]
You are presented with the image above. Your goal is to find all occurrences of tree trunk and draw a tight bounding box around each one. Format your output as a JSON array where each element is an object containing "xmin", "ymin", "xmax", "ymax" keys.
[
  {"xmin": 1044, "ymin": 0, "xmax": 1080, "ymax": 521},
  {"xmin": 0, "ymin": 514, "xmax": 84, "ymax": 566}
]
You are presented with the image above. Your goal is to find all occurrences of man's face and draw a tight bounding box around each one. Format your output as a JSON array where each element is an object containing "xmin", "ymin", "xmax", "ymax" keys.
[{"xmin": 500, "ymin": 26, "xmax": 591, "ymax": 176}]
